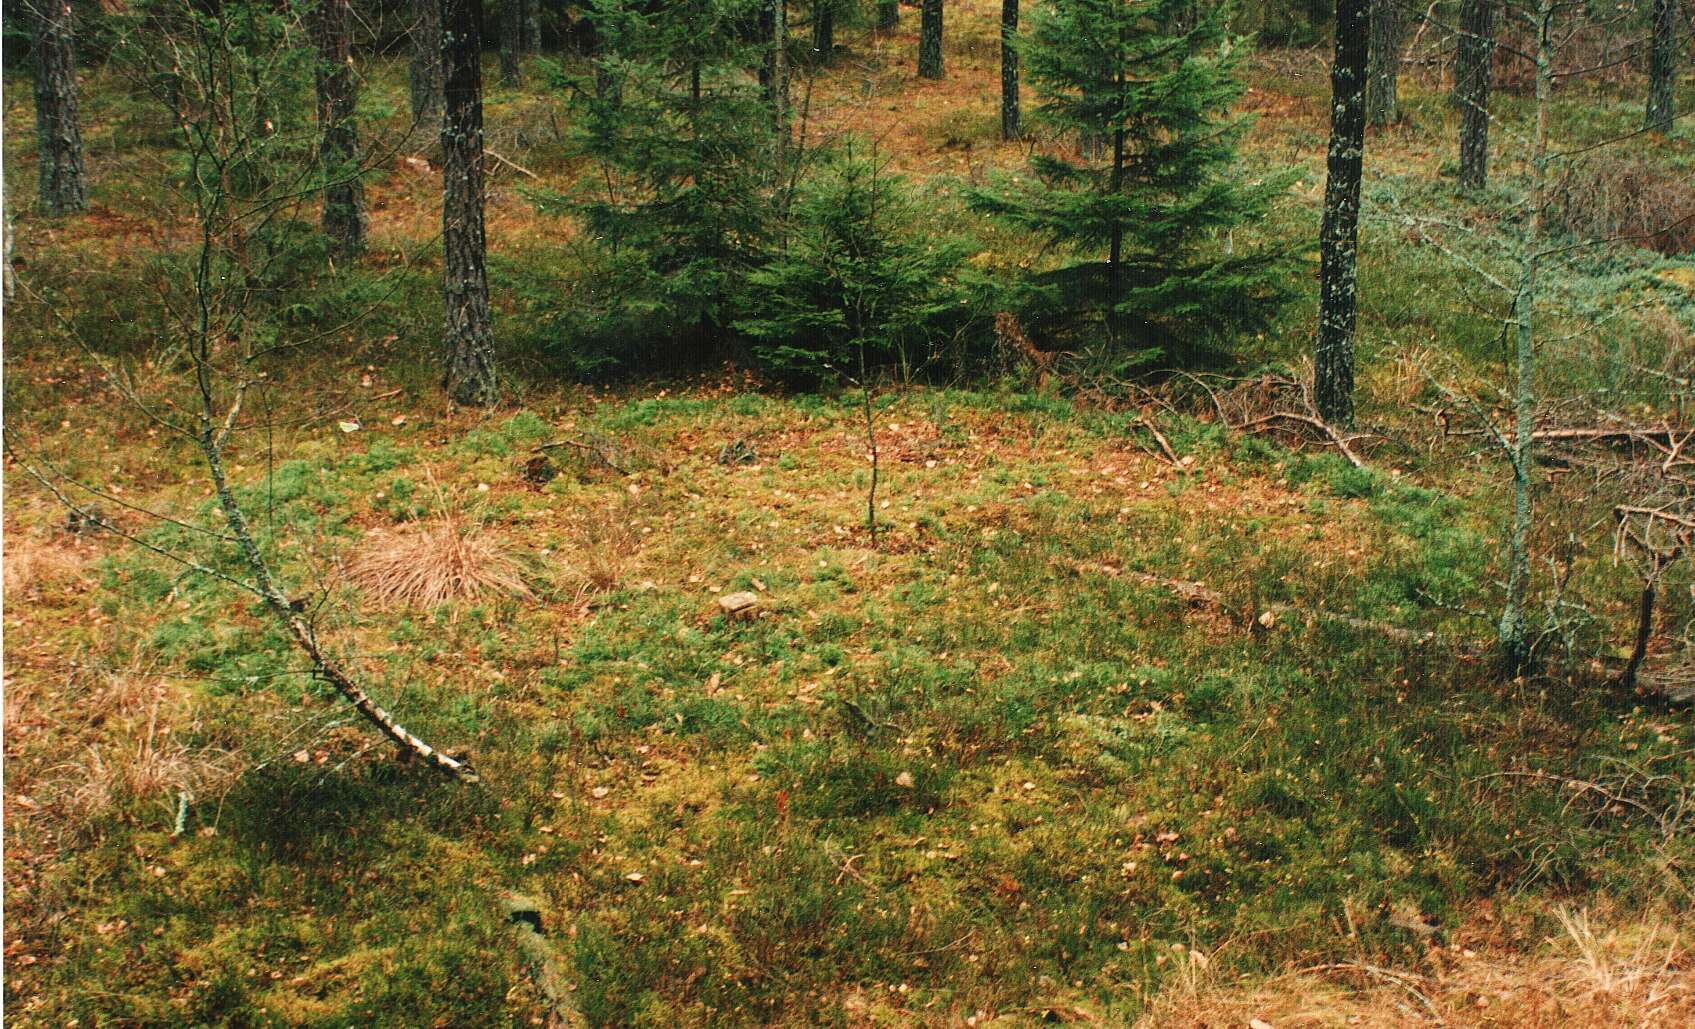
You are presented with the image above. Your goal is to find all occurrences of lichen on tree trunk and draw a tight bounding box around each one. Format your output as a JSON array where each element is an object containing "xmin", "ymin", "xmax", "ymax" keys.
[
  {"xmin": 522, "ymin": 0, "xmax": 541, "ymax": 54},
  {"xmin": 1498, "ymin": 0, "xmax": 1553, "ymax": 678}
]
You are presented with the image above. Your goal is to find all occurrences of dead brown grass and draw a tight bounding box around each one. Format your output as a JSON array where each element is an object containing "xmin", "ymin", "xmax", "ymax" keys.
[
  {"xmin": 19, "ymin": 666, "xmax": 237, "ymax": 841},
  {"xmin": 562, "ymin": 497, "xmax": 642, "ymax": 598},
  {"xmin": 1550, "ymin": 157, "xmax": 1695, "ymax": 257},
  {"xmin": 346, "ymin": 513, "xmax": 534, "ymax": 607},
  {"xmin": 1134, "ymin": 906, "xmax": 1694, "ymax": 1028},
  {"xmin": 3, "ymin": 531, "xmax": 89, "ymax": 597}
]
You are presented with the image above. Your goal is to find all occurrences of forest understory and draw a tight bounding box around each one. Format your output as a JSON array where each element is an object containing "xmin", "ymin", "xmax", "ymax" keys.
[{"xmin": 4, "ymin": 0, "xmax": 1695, "ymax": 1025}]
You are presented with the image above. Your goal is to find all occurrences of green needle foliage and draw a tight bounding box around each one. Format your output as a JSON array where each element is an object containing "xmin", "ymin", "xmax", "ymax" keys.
[
  {"xmin": 970, "ymin": 0, "xmax": 1293, "ymax": 360},
  {"xmin": 568, "ymin": 0, "xmax": 778, "ymax": 363},
  {"xmin": 736, "ymin": 146, "xmax": 974, "ymax": 383}
]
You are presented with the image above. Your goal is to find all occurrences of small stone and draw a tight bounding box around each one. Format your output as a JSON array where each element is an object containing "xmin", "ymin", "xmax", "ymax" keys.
[
  {"xmin": 717, "ymin": 591, "xmax": 759, "ymax": 617},
  {"xmin": 895, "ymin": 771, "xmax": 915, "ymax": 788}
]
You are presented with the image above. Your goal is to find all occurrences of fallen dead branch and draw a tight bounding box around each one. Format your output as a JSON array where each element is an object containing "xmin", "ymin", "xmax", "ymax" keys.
[
  {"xmin": 1136, "ymin": 413, "xmax": 1182, "ymax": 467},
  {"xmin": 1236, "ymin": 410, "xmax": 1369, "ymax": 469},
  {"xmin": 1442, "ymin": 422, "xmax": 1694, "ymax": 456},
  {"xmin": 1173, "ymin": 371, "xmax": 1380, "ymax": 468},
  {"xmin": 1638, "ymin": 652, "xmax": 1695, "ymax": 707},
  {"xmin": 5, "ymin": 431, "xmax": 481, "ymax": 786},
  {"xmin": 1301, "ymin": 962, "xmax": 1442, "ymax": 1021},
  {"xmin": 502, "ymin": 893, "xmax": 586, "ymax": 1028},
  {"xmin": 1613, "ymin": 502, "xmax": 1691, "ymax": 694},
  {"xmin": 536, "ymin": 436, "xmax": 631, "ymax": 475}
]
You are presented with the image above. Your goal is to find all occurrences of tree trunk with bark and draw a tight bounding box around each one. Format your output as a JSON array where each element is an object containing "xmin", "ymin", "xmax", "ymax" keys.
[
  {"xmin": 1317, "ymin": 0, "xmax": 1367, "ymax": 427},
  {"xmin": 500, "ymin": 0, "xmax": 523, "ymax": 86},
  {"xmin": 812, "ymin": 1, "xmax": 834, "ymax": 62},
  {"xmin": 1646, "ymin": 0, "xmax": 1677, "ymax": 132},
  {"xmin": 33, "ymin": 0, "xmax": 87, "ymax": 215},
  {"xmin": 1498, "ymin": 0, "xmax": 1553, "ymax": 677},
  {"xmin": 315, "ymin": 0, "xmax": 366, "ymax": 260},
  {"xmin": 523, "ymin": 0, "xmax": 541, "ymax": 53},
  {"xmin": 441, "ymin": 0, "xmax": 499, "ymax": 405},
  {"xmin": 1001, "ymin": 0, "xmax": 1020, "ymax": 139},
  {"xmin": 1106, "ymin": 47, "xmax": 1126, "ymax": 337},
  {"xmin": 762, "ymin": 0, "xmax": 789, "ymax": 136},
  {"xmin": 919, "ymin": 0, "xmax": 943, "ymax": 79},
  {"xmin": 410, "ymin": 0, "xmax": 444, "ymax": 124},
  {"xmin": 878, "ymin": 0, "xmax": 898, "ymax": 30},
  {"xmin": 1455, "ymin": 0, "xmax": 1494, "ymax": 190},
  {"xmin": 1365, "ymin": 0, "xmax": 1399, "ymax": 125}
]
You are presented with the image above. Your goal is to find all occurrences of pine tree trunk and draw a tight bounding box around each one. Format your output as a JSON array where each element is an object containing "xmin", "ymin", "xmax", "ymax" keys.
[
  {"xmin": 1365, "ymin": 0, "xmax": 1399, "ymax": 125},
  {"xmin": 1000, "ymin": 0, "xmax": 1020, "ymax": 139},
  {"xmin": 315, "ymin": 0, "xmax": 365, "ymax": 260},
  {"xmin": 523, "ymin": 0, "xmax": 541, "ymax": 53},
  {"xmin": 1455, "ymin": 0, "xmax": 1494, "ymax": 191},
  {"xmin": 33, "ymin": 0, "xmax": 87, "ymax": 216},
  {"xmin": 1646, "ymin": 0, "xmax": 1677, "ymax": 132},
  {"xmin": 1316, "ymin": 0, "xmax": 1367, "ymax": 428},
  {"xmin": 1108, "ymin": 54, "xmax": 1125, "ymax": 331},
  {"xmin": 500, "ymin": 0, "xmax": 523, "ymax": 86},
  {"xmin": 812, "ymin": 2, "xmax": 834, "ymax": 63},
  {"xmin": 410, "ymin": 0, "xmax": 445, "ymax": 124},
  {"xmin": 878, "ymin": 0, "xmax": 898, "ymax": 30},
  {"xmin": 763, "ymin": 0, "xmax": 789, "ymax": 136},
  {"xmin": 918, "ymin": 0, "xmax": 944, "ymax": 79},
  {"xmin": 442, "ymin": 0, "xmax": 498, "ymax": 405}
]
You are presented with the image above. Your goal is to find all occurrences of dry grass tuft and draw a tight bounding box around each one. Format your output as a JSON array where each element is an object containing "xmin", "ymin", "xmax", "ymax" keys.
[
  {"xmin": 3, "ymin": 532, "xmax": 90, "ymax": 597},
  {"xmin": 1134, "ymin": 906, "xmax": 1695, "ymax": 1028},
  {"xmin": 346, "ymin": 513, "xmax": 533, "ymax": 607},
  {"xmin": 1549, "ymin": 157, "xmax": 1695, "ymax": 256},
  {"xmin": 24, "ymin": 672, "xmax": 237, "ymax": 840},
  {"xmin": 560, "ymin": 497, "xmax": 643, "ymax": 598}
]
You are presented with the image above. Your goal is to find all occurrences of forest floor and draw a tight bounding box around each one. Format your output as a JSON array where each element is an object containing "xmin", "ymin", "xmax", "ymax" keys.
[{"xmin": 5, "ymin": 3, "xmax": 1695, "ymax": 1026}]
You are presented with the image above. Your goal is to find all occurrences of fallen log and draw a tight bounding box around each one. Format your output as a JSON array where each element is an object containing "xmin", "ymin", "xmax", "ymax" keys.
[{"xmin": 502, "ymin": 893, "xmax": 586, "ymax": 1028}]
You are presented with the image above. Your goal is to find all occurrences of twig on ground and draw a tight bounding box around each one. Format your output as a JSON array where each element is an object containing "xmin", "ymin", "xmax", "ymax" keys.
[{"xmin": 536, "ymin": 436, "xmax": 631, "ymax": 475}]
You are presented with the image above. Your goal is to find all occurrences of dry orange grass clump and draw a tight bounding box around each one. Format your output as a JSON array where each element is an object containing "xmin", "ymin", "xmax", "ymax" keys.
[
  {"xmin": 347, "ymin": 514, "xmax": 533, "ymax": 606},
  {"xmin": 3, "ymin": 531, "xmax": 89, "ymax": 597},
  {"xmin": 1134, "ymin": 906, "xmax": 1693, "ymax": 1028}
]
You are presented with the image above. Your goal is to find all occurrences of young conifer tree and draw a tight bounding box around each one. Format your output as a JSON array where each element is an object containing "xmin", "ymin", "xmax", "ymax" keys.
[
  {"xmin": 735, "ymin": 146, "xmax": 971, "ymax": 381},
  {"xmin": 571, "ymin": 0, "xmax": 776, "ymax": 362},
  {"xmin": 970, "ymin": 0, "xmax": 1288, "ymax": 354}
]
